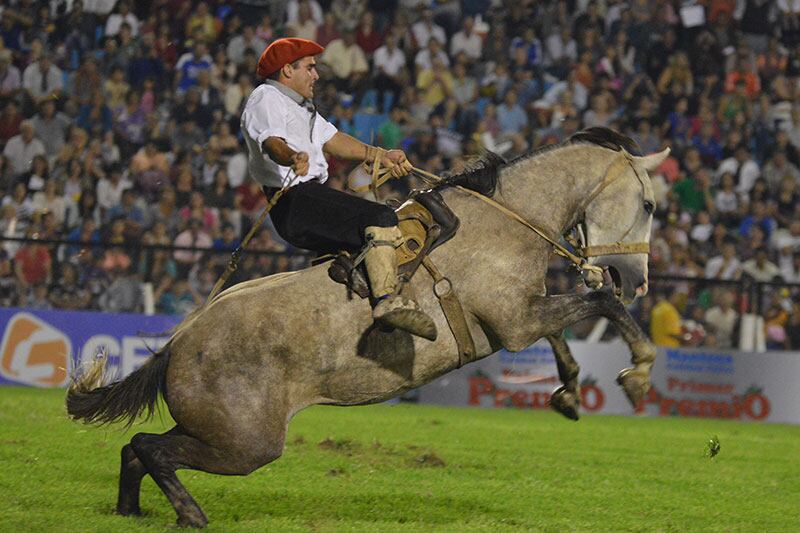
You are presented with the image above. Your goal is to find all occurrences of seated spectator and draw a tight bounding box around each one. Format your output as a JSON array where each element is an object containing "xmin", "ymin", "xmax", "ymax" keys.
[
  {"xmin": 107, "ymin": 189, "xmax": 146, "ymax": 233},
  {"xmin": 450, "ymin": 15, "xmax": 482, "ymax": 61},
  {"xmin": 178, "ymin": 191, "xmax": 218, "ymax": 234},
  {"xmin": 76, "ymin": 90, "xmax": 114, "ymax": 136},
  {"xmin": 415, "ymin": 37, "xmax": 449, "ymax": 71},
  {"xmin": 130, "ymin": 141, "xmax": 169, "ymax": 196},
  {"xmin": 320, "ymin": 30, "xmax": 369, "ymax": 94},
  {"xmin": 20, "ymin": 154, "xmax": 49, "ymax": 192},
  {"xmin": 3, "ymin": 120, "xmax": 45, "ymax": 179},
  {"xmin": 173, "ymin": 218, "xmax": 213, "ymax": 277},
  {"xmin": 99, "ymin": 264, "xmax": 143, "ymax": 313},
  {"xmin": 739, "ymin": 201, "xmax": 776, "ymax": 240},
  {"xmin": 155, "ymin": 277, "xmax": 201, "ymax": 316},
  {"xmin": 0, "ymin": 251, "xmax": 18, "ymax": 306},
  {"xmin": 411, "ymin": 7, "xmax": 445, "ymax": 49},
  {"xmin": 705, "ymin": 239, "xmax": 742, "ymax": 280},
  {"xmin": 226, "ymin": 25, "xmax": 266, "ymax": 66},
  {"xmin": 0, "ymin": 101, "xmax": 23, "ymax": 147},
  {"xmin": 31, "ymin": 179, "xmax": 66, "ymax": 226},
  {"xmin": 416, "ymin": 57, "xmax": 454, "ymax": 108},
  {"xmin": 205, "ymin": 169, "xmax": 237, "ymax": 210},
  {"xmin": 762, "ymin": 149, "xmax": 800, "ymax": 193},
  {"xmin": 105, "ymin": 1, "xmax": 140, "ymax": 37},
  {"xmin": 14, "ymin": 231, "xmax": 51, "ymax": 292},
  {"xmin": 96, "ymin": 165, "xmax": 132, "ymax": 216},
  {"xmin": 287, "ymin": 2, "xmax": 319, "ymax": 41},
  {"xmin": 741, "ymin": 246, "xmax": 781, "ymax": 282},
  {"xmin": 2, "ymin": 182, "xmax": 33, "ymax": 228},
  {"xmin": 30, "ymin": 99, "xmax": 70, "ymax": 159},
  {"xmin": 184, "ymin": 1, "xmax": 217, "ymax": 43},
  {"xmin": 0, "ymin": 49, "xmax": 21, "ymax": 103},
  {"xmin": 704, "ymin": 292, "xmax": 739, "ymax": 349},
  {"xmin": 22, "ymin": 55, "xmax": 63, "ymax": 109},
  {"xmin": 176, "ymin": 42, "xmax": 212, "ymax": 95},
  {"xmin": 50, "ymin": 263, "xmax": 91, "ymax": 310},
  {"xmin": 316, "ymin": 12, "xmax": 341, "ymax": 48}
]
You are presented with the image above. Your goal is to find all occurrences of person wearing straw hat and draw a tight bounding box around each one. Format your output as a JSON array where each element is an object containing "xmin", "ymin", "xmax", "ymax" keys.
[{"xmin": 241, "ymin": 37, "xmax": 436, "ymax": 340}]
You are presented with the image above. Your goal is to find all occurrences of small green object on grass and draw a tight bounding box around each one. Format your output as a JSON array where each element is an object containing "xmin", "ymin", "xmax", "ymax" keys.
[{"xmin": 706, "ymin": 435, "xmax": 721, "ymax": 459}]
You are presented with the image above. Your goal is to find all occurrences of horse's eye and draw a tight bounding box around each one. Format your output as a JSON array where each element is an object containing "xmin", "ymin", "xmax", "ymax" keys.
[{"xmin": 644, "ymin": 200, "xmax": 655, "ymax": 215}]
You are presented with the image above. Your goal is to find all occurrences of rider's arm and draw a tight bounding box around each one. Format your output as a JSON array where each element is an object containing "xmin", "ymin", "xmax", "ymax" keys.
[
  {"xmin": 262, "ymin": 137, "xmax": 309, "ymax": 176},
  {"xmin": 324, "ymin": 131, "xmax": 413, "ymax": 177},
  {"xmin": 262, "ymin": 137, "xmax": 298, "ymax": 166},
  {"xmin": 322, "ymin": 131, "xmax": 371, "ymax": 160}
]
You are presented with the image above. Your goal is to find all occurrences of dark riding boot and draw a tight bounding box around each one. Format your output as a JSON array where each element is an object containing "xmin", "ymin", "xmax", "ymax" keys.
[{"xmin": 364, "ymin": 226, "xmax": 437, "ymax": 341}]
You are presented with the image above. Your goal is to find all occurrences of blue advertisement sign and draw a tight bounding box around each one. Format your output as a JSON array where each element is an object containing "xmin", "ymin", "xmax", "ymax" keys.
[{"xmin": 0, "ymin": 308, "xmax": 181, "ymax": 387}]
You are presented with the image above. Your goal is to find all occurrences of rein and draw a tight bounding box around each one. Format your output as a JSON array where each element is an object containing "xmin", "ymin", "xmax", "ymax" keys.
[{"xmin": 358, "ymin": 150, "xmax": 650, "ymax": 277}]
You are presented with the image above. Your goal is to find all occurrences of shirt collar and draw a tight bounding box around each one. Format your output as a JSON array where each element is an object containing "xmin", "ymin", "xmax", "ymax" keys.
[{"xmin": 266, "ymin": 80, "xmax": 314, "ymax": 112}]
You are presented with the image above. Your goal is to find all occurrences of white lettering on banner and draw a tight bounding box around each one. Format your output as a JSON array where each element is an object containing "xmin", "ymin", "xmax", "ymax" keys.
[
  {"xmin": 79, "ymin": 335, "xmax": 170, "ymax": 381},
  {"xmin": 121, "ymin": 336, "xmax": 168, "ymax": 376}
]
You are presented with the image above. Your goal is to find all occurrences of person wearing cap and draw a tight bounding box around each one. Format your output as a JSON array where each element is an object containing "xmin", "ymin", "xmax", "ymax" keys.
[{"xmin": 241, "ymin": 37, "xmax": 436, "ymax": 341}]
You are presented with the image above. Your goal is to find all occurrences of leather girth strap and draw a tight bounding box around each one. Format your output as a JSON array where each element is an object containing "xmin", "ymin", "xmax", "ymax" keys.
[{"xmin": 422, "ymin": 256, "xmax": 476, "ymax": 368}]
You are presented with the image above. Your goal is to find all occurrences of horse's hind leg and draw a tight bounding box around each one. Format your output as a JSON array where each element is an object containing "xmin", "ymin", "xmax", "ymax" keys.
[
  {"xmin": 547, "ymin": 333, "xmax": 581, "ymax": 421},
  {"xmin": 117, "ymin": 444, "xmax": 147, "ymax": 516},
  {"xmin": 130, "ymin": 425, "xmax": 285, "ymax": 527}
]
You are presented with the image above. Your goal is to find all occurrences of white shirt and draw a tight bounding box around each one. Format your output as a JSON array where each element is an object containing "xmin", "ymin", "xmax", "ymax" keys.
[
  {"xmin": 716, "ymin": 157, "xmax": 761, "ymax": 194},
  {"xmin": 414, "ymin": 49, "xmax": 450, "ymax": 70},
  {"xmin": 373, "ymin": 45, "xmax": 406, "ymax": 77},
  {"xmin": 411, "ymin": 21, "xmax": 446, "ymax": 49},
  {"xmin": 96, "ymin": 177, "xmax": 132, "ymax": 211},
  {"xmin": 83, "ymin": 0, "xmax": 116, "ymax": 15},
  {"xmin": 105, "ymin": 13, "xmax": 140, "ymax": 36},
  {"xmin": 450, "ymin": 30, "xmax": 482, "ymax": 60},
  {"xmin": 241, "ymin": 82, "xmax": 338, "ymax": 188},
  {"xmin": 2, "ymin": 135, "xmax": 45, "ymax": 177}
]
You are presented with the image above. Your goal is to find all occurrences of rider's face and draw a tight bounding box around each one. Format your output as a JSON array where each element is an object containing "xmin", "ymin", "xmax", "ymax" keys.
[{"xmin": 286, "ymin": 56, "xmax": 319, "ymax": 100}]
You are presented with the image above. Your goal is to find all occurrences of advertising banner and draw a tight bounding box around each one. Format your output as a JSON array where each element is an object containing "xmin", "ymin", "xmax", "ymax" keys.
[
  {"xmin": 418, "ymin": 341, "xmax": 800, "ymax": 425},
  {"xmin": 2, "ymin": 307, "xmax": 798, "ymax": 424},
  {"xmin": 0, "ymin": 308, "xmax": 179, "ymax": 387}
]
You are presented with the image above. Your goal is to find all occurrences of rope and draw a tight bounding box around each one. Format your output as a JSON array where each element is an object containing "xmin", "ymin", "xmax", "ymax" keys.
[{"xmin": 203, "ymin": 168, "xmax": 298, "ymax": 305}]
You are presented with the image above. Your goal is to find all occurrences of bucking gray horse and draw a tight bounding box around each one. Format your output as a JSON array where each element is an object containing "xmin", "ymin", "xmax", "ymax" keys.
[{"xmin": 67, "ymin": 128, "xmax": 669, "ymax": 527}]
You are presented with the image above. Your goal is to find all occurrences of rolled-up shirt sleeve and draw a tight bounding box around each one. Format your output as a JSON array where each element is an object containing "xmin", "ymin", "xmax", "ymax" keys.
[
  {"xmin": 317, "ymin": 114, "xmax": 338, "ymax": 144},
  {"xmin": 243, "ymin": 90, "xmax": 290, "ymax": 149}
]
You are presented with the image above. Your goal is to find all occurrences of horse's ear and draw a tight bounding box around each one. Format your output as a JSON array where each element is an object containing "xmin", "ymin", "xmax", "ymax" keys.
[{"xmin": 637, "ymin": 148, "xmax": 671, "ymax": 171}]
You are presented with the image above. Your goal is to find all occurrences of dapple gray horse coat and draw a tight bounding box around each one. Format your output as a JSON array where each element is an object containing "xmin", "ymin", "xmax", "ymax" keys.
[{"xmin": 67, "ymin": 130, "xmax": 670, "ymax": 527}]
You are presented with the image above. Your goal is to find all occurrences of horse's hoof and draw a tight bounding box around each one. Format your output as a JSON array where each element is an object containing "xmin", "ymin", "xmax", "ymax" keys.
[
  {"xmin": 549, "ymin": 386, "xmax": 580, "ymax": 421},
  {"xmin": 617, "ymin": 368, "xmax": 650, "ymax": 407},
  {"xmin": 115, "ymin": 507, "xmax": 141, "ymax": 517},
  {"xmin": 176, "ymin": 512, "xmax": 208, "ymax": 528}
]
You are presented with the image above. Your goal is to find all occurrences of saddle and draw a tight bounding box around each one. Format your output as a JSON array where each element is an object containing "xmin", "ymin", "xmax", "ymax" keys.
[{"xmin": 327, "ymin": 189, "xmax": 460, "ymax": 299}]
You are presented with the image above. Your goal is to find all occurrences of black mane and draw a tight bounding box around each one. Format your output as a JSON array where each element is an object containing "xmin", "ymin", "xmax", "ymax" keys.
[
  {"xmin": 430, "ymin": 128, "xmax": 639, "ymax": 197},
  {"xmin": 568, "ymin": 127, "xmax": 642, "ymax": 156},
  {"xmin": 435, "ymin": 151, "xmax": 506, "ymax": 197}
]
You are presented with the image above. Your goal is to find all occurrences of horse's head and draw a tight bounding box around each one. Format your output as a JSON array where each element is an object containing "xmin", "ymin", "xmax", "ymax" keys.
[{"xmin": 580, "ymin": 147, "xmax": 670, "ymax": 304}]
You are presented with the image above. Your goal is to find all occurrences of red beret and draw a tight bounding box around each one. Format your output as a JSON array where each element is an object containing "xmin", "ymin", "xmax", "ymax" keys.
[{"xmin": 257, "ymin": 38, "xmax": 324, "ymax": 79}]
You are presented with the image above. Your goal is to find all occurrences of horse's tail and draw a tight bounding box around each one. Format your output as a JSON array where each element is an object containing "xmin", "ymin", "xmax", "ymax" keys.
[{"xmin": 66, "ymin": 344, "xmax": 171, "ymax": 427}]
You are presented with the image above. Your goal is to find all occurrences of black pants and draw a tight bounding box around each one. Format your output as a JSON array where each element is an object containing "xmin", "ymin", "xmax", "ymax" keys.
[{"xmin": 265, "ymin": 181, "xmax": 398, "ymax": 254}]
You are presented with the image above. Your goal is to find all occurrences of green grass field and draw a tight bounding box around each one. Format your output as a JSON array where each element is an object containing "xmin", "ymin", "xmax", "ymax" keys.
[{"xmin": 1, "ymin": 388, "xmax": 799, "ymax": 532}]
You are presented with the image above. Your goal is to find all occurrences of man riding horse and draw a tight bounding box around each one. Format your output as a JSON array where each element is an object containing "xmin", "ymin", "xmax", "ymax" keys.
[{"xmin": 241, "ymin": 37, "xmax": 436, "ymax": 340}]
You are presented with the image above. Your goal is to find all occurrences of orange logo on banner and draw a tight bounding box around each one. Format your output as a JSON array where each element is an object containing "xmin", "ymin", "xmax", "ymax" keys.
[{"xmin": 0, "ymin": 313, "xmax": 71, "ymax": 387}]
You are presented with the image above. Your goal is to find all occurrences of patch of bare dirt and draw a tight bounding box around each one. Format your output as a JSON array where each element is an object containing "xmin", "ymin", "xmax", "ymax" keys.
[{"xmin": 413, "ymin": 452, "xmax": 445, "ymax": 467}]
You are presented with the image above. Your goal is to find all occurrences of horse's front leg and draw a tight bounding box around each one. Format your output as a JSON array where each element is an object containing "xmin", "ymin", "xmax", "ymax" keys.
[
  {"xmin": 527, "ymin": 291, "xmax": 656, "ymax": 408},
  {"xmin": 547, "ymin": 334, "xmax": 581, "ymax": 420}
]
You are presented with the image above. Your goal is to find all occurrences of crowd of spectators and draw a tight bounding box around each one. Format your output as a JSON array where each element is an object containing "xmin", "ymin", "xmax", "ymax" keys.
[{"xmin": 0, "ymin": 0, "xmax": 798, "ymax": 348}]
